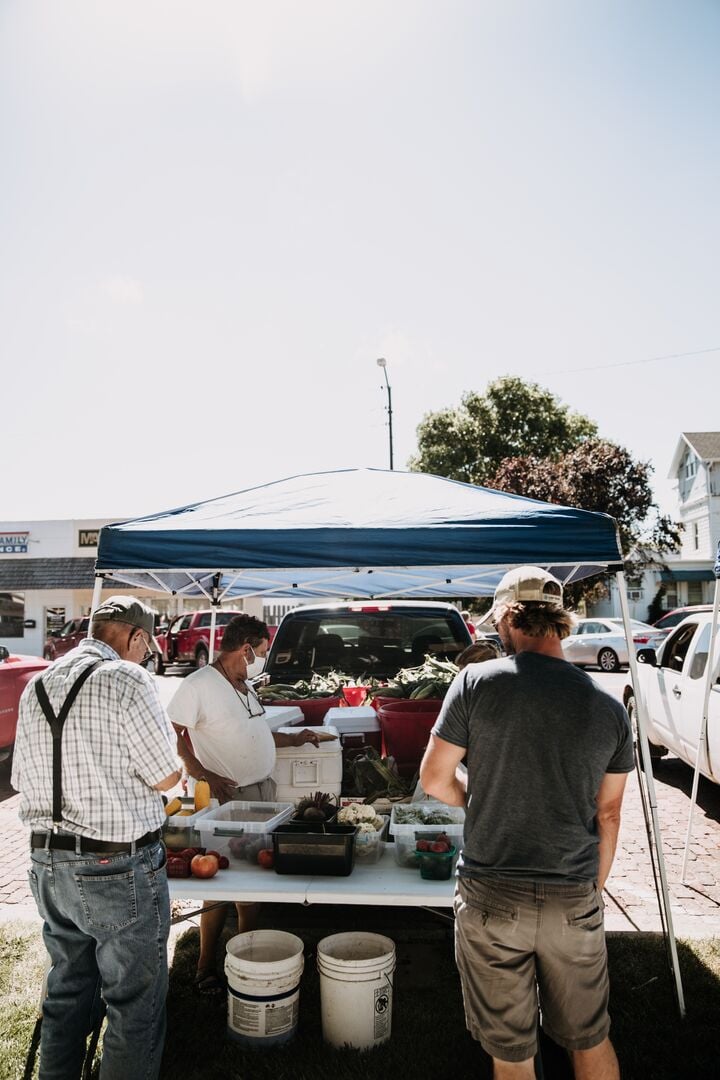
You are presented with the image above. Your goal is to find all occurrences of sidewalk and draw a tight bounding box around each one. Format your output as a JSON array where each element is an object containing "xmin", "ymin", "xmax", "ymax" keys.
[{"xmin": 3, "ymin": 761, "xmax": 720, "ymax": 935}]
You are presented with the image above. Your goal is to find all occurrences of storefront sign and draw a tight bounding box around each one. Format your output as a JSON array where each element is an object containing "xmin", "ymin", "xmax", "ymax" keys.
[
  {"xmin": 0, "ymin": 532, "xmax": 29, "ymax": 554},
  {"xmin": 78, "ymin": 530, "xmax": 99, "ymax": 548}
]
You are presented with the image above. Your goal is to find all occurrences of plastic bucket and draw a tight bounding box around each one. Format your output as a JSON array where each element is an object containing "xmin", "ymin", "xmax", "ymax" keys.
[
  {"xmin": 224, "ymin": 930, "xmax": 305, "ymax": 1046},
  {"xmin": 377, "ymin": 701, "xmax": 443, "ymax": 778},
  {"xmin": 317, "ymin": 932, "xmax": 395, "ymax": 1050}
]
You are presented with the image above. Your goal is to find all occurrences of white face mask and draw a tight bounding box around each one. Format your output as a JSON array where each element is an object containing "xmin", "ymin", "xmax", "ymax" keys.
[{"xmin": 246, "ymin": 652, "xmax": 266, "ymax": 678}]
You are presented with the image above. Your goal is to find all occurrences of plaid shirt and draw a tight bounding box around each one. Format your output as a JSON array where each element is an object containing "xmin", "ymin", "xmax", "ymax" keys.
[{"xmin": 12, "ymin": 638, "xmax": 179, "ymax": 842}]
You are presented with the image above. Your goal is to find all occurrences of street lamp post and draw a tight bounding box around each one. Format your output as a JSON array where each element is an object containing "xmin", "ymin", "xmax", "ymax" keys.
[{"xmin": 376, "ymin": 357, "xmax": 394, "ymax": 470}]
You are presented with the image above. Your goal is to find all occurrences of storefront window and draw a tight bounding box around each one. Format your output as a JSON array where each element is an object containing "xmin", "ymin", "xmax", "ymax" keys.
[{"xmin": 0, "ymin": 592, "xmax": 25, "ymax": 638}]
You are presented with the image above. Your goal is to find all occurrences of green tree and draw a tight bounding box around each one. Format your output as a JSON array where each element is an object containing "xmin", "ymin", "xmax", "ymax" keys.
[{"xmin": 408, "ymin": 376, "xmax": 597, "ymax": 485}]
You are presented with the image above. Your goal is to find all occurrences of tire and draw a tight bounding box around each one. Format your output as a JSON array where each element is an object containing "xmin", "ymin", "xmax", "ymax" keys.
[
  {"xmin": 195, "ymin": 645, "xmax": 209, "ymax": 668},
  {"xmin": 597, "ymin": 647, "xmax": 619, "ymax": 673},
  {"xmin": 144, "ymin": 654, "xmax": 164, "ymax": 676},
  {"xmin": 626, "ymin": 695, "xmax": 667, "ymax": 760}
]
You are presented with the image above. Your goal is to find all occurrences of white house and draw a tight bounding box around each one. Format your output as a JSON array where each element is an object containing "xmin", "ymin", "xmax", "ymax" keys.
[{"xmin": 593, "ymin": 432, "xmax": 720, "ymax": 620}]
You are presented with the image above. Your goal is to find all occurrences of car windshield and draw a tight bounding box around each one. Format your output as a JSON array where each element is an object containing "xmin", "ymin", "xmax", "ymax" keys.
[{"xmin": 268, "ymin": 609, "xmax": 470, "ymax": 680}]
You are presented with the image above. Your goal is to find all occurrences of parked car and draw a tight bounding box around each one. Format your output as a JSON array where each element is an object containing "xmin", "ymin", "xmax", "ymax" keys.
[
  {"xmin": 652, "ymin": 605, "xmax": 714, "ymax": 639},
  {"xmin": 43, "ymin": 617, "xmax": 90, "ymax": 660},
  {"xmin": 623, "ymin": 612, "xmax": 720, "ymax": 780},
  {"xmin": 265, "ymin": 601, "xmax": 473, "ymax": 683},
  {"xmin": 154, "ymin": 609, "xmax": 244, "ymax": 672},
  {"xmin": 0, "ymin": 647, "xmax": 50, "ymax": 765},
  {"xmin": 562, "ymin": 617, "xmax": 665, "ymax": 673}
]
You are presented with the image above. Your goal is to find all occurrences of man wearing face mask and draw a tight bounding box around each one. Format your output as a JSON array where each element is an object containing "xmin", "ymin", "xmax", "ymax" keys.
[{"xmin": 168, "ymin": 613, "xmax": 319, "ymax": 995}]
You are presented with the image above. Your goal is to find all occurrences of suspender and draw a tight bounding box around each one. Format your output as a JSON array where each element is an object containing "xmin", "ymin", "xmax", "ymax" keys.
[{"xmin": 34, "ymin": 661, "xmax": 103, "ymax": 832}]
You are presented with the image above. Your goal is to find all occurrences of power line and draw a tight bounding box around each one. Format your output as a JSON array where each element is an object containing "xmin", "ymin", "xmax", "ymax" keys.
[{"xmin": 541, "ymin": 345, "xmax": 720, "ymax": 376}]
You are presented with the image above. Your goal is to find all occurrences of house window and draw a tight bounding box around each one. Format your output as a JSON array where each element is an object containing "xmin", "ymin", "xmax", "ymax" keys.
[
  {"xmin": 693, "ymin": 522, "xmax": 699, "ymax": 550},
  {"xmin": 688, "ymin": 581, "xmax": 703, "ymax": 604},
  {"xmin": 0, "ymin": 592, "xmax": 25, "ymax": 638},
  {"xmin": 684, "ymin": 453, "xmax": 697, "ymax": 480}
]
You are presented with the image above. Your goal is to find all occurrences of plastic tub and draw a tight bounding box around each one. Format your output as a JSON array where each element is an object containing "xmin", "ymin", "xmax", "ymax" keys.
[
  {"xmin": 272, "ymin": 822, "xmax": 359, "ymax": 876},
  {"xmin": 377, "ymin": 700, "xmax": 444, "ymax": 778},
  {"xmin": 196, "ymin": 801, "xmax": 294, "ymax": 863},
  {"xmin": 416, "ymin": 844, "xmax": 457, "ymax": 880},
  {"xmin": 162, "ymin": 799, "xmax": 218, "ymax": 852},
  {"xmin": 295, "ymin": 697, "xmax": 343, "ymax": 726},
  {"xmin": 390, "ymin": 802, "xmax": 464, "ymax": 868},
  {"xmin": 353, "ymin": 816, "xmax": 389, "ymax": 864}
]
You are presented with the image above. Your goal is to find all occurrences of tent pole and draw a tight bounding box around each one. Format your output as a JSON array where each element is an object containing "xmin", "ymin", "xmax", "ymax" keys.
[
  {"xmin": 616, "ymin": 570, "xmax": 685, "ymax": 1017},
  {"xmin": 681, "ymin": 572, "xmax": 720, "ymax": 881},
  {"xmin": 87, "ymin": 576, "xmax": 104, "ymax": 638},
  {"xmin": 208, "ymin": 573, "xmax": 221, "ymax": 664}
]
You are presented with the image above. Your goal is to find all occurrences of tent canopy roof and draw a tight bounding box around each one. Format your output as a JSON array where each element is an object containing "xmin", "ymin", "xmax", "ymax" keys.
[{"xmin": 95, "ymin": 468, "xmax": 623, "ymax": 600}]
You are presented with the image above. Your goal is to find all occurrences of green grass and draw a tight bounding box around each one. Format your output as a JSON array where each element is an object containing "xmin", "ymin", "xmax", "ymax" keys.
[{"xmin": 2, "ymin": 908, "xmax": 720, "ymax": 1079}]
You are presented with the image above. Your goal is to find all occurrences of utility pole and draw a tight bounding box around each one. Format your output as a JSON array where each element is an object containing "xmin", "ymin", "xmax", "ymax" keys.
[{"xmin": 376, "ymin": 357, "xmax": 394, "ymax": 470}]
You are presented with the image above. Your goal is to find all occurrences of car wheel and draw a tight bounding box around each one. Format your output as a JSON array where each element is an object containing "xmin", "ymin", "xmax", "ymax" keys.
[
  {"xmin": 143, "ymin": 654, "xmax": 164, "ymax": 676},
  {"xmin": 195, "ymin": 646, "xmax": 209, "ymax": 668},
  {"xmin": 597, "ymin": 647, "xmax": 619, "ymax": 673},
  {"xmin": 626, "ymin": 695, "xmax": 667, "ymax": 761}
]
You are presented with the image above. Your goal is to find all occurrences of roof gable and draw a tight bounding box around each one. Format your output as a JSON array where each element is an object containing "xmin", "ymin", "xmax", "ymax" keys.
[{"xmin": 668, "ymin": 432, "xmax": 720, "ymax": 478}]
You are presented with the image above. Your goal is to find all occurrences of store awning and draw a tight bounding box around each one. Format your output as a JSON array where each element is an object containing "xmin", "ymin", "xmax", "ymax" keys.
[{"xmin": 660, "ymin": 568, "xmax": 714, "ymax": 583}]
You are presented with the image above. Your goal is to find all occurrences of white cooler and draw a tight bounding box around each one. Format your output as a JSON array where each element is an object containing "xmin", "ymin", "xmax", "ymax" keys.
[
  {"xmin": 323, "ymin": 707, "xmax": 382, "ymax": 751},
  {"xmin": 272, "ymin": 725, "xmax": 342, "ymax": 801},
  {"xmin": 263, "ymin": 705, "xmax": 304, "ymax": 731}
]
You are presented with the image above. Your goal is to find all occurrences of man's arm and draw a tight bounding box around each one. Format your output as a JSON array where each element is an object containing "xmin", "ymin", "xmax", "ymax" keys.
[
  {"xmin": 419, "ymin": 734, "xmax": 468, "ymax": 807},
  {"xmin": 273, "ymin": 729, "xmax": 320, "ymax": 748},
  {"xmin": 154, "ymin": 770, "xmax": 182, "ymax": 792},
  {"xmin": 595, "ymin": 772, "xmax": 628, "ymax": 890}
]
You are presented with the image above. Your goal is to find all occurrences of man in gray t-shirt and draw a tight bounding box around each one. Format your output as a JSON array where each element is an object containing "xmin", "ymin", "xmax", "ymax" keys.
[{"xmin": 420, "ymin": 567, "xmax": 632, "ymax": 1079}]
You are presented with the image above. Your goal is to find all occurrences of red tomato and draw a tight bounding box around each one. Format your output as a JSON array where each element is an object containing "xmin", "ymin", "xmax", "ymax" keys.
[
  {"xmin": 257, "ymin": 849, "xmax": 274, "ymax": 870},
  {"xmin": 429, "ymin": 842, "xmax": 450, "ymax": 853},
  {"xmin": 217, "ymin": 855, "xmax": 230, "ymax": 870},
  {"xmin": 178, "ymin": 847, "xmax": 202, "ymax": 860},
  {"xmin": 190, "ymin": 854, "xmax": 220, "ymax": 878},
  {"xmin": 416, "ymin": 840, "xmax": 431, "ymax": 852},
  {"xmin": 205, "ymin": 850, "xmax": 222, "ymax": 860}
]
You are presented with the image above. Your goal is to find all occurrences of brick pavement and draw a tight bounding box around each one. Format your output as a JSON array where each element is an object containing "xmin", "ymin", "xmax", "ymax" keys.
[{"xmin": 3, "ymin": 756, "xmax": 720, "ymax": 935}]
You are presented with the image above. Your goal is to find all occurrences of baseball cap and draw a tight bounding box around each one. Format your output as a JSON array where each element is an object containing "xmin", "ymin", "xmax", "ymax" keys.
[
  {"xmin": 488, "ymin": 566, "xmax": 563, "ymax": 621},
  {"xmin": 92, "ymin": 596, "xmax": 156, "ymax": 641}
]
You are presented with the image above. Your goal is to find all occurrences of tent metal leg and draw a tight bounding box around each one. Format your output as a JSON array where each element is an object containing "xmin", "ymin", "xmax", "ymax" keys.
[
  {"xmin": 88, "ymin": 576, "xmax": 103, "ymax": 637},
  {"xmin": 616, "ymin": 571, "xmax": 685, "ymax": 1018}
]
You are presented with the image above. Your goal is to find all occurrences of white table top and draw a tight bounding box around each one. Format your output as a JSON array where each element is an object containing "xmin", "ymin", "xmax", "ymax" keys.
[{"xmin": 168, "ymin": 847, "xmax": 455, "ymax": 907}]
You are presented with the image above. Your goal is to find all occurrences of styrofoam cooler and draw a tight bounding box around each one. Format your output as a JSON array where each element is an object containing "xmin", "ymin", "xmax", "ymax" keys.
[
  {"xmin": 323, "ymin": 707, "xmax": 382, "ymax": 752},
  {"xmin": 272, "ymin": 725, "xmax": 343, "ymax": 801},
  {"xmin": 262, "ymin": 705, "xmax": 304, "ymax": 731}
]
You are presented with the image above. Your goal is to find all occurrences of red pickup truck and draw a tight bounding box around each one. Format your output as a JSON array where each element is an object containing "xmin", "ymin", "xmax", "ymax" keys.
[
  {"xmin": 155, "ymin": 610, "xmax": 244, "ymax": 672},
  {"xmin": 43, "ymin": 617, "xmax": 90, "ymax": 661},
  {"xmin": 0, "ymin": 647, "xmax": 50, "ymax": 765}
]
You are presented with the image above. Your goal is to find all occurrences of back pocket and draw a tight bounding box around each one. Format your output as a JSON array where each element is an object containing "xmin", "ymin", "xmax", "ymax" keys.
[{"xmin": 76, "ymin": 870, "xmax": 138, "ymax": 931}]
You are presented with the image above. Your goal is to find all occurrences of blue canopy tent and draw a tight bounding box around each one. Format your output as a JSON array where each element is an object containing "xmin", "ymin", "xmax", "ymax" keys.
[
  {"xmin": 94, "ymin": 468, "xmax": 623, "ymax": 600},
  {"xmin": 92, "ymin": 467, "xmax": 684, "ymax": 1014}
]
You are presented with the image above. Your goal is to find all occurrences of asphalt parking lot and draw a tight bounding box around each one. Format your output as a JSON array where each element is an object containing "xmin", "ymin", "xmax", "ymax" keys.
[{"xmin": 3, "ymin": 670, "xmax": 720, "ymax": 935}]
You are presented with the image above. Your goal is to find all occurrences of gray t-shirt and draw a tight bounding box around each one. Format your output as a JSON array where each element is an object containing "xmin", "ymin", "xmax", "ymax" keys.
[{"xmin": 433, "ymin": 652, "xmax": 634, "ymax": 882}]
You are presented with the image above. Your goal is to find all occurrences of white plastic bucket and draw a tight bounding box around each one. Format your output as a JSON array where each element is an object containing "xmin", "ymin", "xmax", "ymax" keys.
[
  {"xmin": 317, "ymin": 932, "xmax": 396, "ymax": 1050},
  {"xmin": 224, "ymin": 930, "xmax": 305, "ymax": 1046}
]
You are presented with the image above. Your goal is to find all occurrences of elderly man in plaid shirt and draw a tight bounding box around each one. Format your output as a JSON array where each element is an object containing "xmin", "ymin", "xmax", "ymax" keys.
[{"xmin": 12, "ymin": 596, "xmax": 180, "ymax": 1080}]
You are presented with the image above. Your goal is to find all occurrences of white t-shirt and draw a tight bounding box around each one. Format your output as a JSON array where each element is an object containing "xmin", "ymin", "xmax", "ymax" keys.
[{"xmin": 167, "ymin": 666, "xmax": 276, "ymax": 787}]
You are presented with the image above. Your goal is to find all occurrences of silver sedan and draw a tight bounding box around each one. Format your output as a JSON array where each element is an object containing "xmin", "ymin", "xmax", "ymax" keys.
[{"xmin": 562, "ymin": 618, "xmax": 664, "ymax": 673}]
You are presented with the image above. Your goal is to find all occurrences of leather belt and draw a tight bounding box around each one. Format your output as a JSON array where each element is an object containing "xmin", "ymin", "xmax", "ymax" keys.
[{"xmin": 30, "ymin": 829, "xmax": 161, "ymax": 854}]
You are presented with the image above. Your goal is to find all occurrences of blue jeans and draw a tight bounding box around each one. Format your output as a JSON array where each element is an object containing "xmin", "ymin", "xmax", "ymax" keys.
[{"xmin": 29, "ymin": 839, "xmax": 170, "ymax": 1080}]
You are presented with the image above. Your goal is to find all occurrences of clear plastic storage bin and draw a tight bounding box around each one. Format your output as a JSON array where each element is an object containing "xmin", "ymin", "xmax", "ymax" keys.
[
  {"xmin": 390, "ymin": 802, "xmax": 464, "ymax": 868},
  {"xmin": 353, "ymin": 815, "xmax": 389, "ymax": 864},
  {"xmin": 195, "ymin": 801, "xmax": 294, "ymax": 864},
  {"xmin": 162, "ymin": 798, "xmax": 218, "ymax": 852}
]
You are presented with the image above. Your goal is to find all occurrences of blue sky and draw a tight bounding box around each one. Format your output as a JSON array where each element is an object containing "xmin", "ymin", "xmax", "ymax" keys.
[{"xmin": 1, "ymin": 0, "xmax": 718, "ymax": 521}]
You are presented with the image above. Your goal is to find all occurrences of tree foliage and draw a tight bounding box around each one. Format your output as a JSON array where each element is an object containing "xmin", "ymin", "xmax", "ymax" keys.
[{"xmin": 409, "ymin": 376, "xmax": 597, "ymax": 485}]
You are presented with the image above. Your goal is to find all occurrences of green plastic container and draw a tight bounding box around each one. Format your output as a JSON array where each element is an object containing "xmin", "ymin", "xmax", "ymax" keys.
[{"xmin": 416, "ymin": 845, "xmax": 457, "ymax": 881}]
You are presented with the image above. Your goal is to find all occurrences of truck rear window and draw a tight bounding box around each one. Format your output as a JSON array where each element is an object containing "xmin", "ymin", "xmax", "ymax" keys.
[{"xmin": 268, "ymin": 610, "xmax": 469, "ymax": 680}]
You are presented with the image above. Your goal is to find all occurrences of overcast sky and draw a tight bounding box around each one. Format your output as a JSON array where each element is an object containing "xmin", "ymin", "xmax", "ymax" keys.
[{"xmin": 1, "ymin": 0, "xmax": 718, "ymax": 523}]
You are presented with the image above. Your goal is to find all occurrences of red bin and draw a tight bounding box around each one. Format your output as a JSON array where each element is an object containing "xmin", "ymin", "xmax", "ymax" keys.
[
  {"xmin": 376, "ymin": 699, "xmax": 444, "ymax": 779},
  {"xmin": 294, "ymin": 697, "xmax": 343, "ymax": 726}
]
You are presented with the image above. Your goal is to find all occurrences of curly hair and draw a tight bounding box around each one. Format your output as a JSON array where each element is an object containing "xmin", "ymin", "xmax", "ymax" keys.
[
  {"xmin": 220, "ymin": 614, "xmax": 270, "ymax": 652},
  {"xmin": 456, "ymin": 641, "xmax": 501, "ymax": 668},
  {"xmin": 495, "ymin": 601, "xmax": 576, "ymax": 641}
]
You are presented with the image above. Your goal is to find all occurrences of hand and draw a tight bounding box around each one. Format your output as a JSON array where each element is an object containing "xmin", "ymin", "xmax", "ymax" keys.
[
  {"xmin": 293, "ymin": 728, "xmax": 320, "ymax": 747},
  {"xmin": 199, "ymin": 770, "xmax": 237, "ymax": 805}
]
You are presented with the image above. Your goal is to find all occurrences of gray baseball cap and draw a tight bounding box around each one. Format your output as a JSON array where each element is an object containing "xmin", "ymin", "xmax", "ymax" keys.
[
  {"xmin": 488, "ymin": 566, "xmax": 563, "ymax": 621},
  {"xmin": 92, "ymin": 596, "xmax": 156, "ymax": 640}
]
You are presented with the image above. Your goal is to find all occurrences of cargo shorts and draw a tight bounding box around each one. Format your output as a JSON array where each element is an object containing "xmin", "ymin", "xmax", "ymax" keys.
[{"xmin": 453, "ymin": 876, "xmax": 610, "ymax": 1063}]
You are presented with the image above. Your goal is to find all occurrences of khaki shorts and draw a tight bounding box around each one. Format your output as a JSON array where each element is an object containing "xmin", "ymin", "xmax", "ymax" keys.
[
  {"xmin": 454, "ymin": 876, "xmax": 610, "ymax": 1063},
  {"xmin": 232, "ymin": 777, "xmax": 277, "ymax": 802}
]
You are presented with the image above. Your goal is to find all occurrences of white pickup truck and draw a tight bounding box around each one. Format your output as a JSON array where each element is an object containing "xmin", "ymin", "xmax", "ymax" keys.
[{"xmin": 623, "ymin": 611, "xmax": 720, "ymax": 783}]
